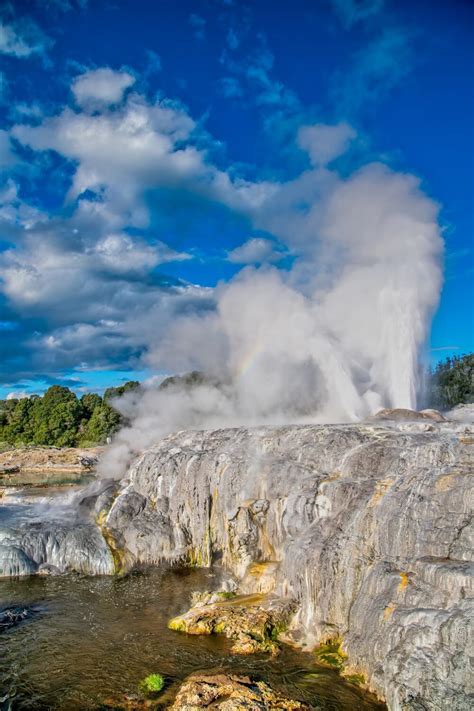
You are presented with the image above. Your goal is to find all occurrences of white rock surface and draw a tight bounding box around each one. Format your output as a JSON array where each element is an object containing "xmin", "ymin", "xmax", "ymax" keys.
[{"xmin": 106, "ymin": 416, "xmax": 473, "ymax": 710}]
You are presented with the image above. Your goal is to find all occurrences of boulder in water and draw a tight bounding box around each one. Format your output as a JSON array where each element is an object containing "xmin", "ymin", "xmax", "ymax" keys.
[
  {"xmin": 169, "ymin": 591, "xmax": 295, "ymax": 655},
  {"xmin": 169, "ymin": 673, "xmax": 309, "ymax": 710}
]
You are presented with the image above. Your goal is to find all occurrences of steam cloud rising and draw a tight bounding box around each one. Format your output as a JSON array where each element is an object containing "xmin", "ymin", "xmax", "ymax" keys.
[{"xmin": 99, "ymin": 156, "xmax": 443, "ymax": 478}]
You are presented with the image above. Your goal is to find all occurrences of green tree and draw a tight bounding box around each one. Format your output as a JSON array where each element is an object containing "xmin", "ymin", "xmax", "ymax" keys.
[
  {"xmin": 80, "ymin": 392, "xmax": 102, "ymax": 418},
  {"xmin": 78, "ymin": 400, "xmax": 121, "ymax": 446},
  {"xmin": 429, "ymin": 353, "xmax": 474, "ymax": 409},
  {"xmin": 0, "ymin": 397, "xmax": 35, "ymax": 445},
  {"xmin": 32, "ymin": 386, "xmax": 82, "ymax": 447},
  {"xmin": 104, "ymin": 380, "xmax": 140, "ymax": 402},
  {"xmin": 0, "ymin": 380, "xmax": 143, "ymax": 448}
]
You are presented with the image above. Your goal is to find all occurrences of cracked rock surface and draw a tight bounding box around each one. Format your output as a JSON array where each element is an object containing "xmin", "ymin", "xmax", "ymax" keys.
[{"xmin": 105, "ymin": 411, "xmax": 474, "ymax": 710}]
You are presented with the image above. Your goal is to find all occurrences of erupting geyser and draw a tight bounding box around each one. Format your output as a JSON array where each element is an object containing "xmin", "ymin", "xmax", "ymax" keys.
[{"xmin": 100, "ymin": 163, "xmax": 443, "ymax": 478}]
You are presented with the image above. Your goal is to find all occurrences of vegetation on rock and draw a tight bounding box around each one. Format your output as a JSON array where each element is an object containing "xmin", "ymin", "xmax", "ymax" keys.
[{"xmin": 314, "ymin": 639, "xmax": 347, "ymax": 670}]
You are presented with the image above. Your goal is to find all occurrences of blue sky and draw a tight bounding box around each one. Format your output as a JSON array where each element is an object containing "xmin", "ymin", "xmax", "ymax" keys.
[{"xmin": 0, "ymin": 0, "xmax": 472, "ymax": 398}]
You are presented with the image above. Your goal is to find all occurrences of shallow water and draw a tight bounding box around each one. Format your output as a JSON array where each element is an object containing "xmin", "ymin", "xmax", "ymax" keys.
[{"xmin": 0, "ymin": 566, "xmax": 386, "ymax": 710}]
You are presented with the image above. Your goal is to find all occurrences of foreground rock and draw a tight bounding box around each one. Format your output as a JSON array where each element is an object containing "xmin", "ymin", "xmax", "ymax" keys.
[
  {"xmin": 170, "ymin": 673, "xmax": 309, "ymax": 710},
  {"xmin": 103, "ymin": 412, "xmax": 473, "ymax": 710},
  {"xmin": 169, "ymin": 591, "xmax": 295, "ymax": 654}
]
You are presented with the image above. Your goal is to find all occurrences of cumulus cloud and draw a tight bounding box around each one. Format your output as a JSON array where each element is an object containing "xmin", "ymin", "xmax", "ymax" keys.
[
  {"xmin": 12, "ymin": 87, "xmax": 274, "ymax": 228},
  {"xmin": 298, "ymin": 122, "xmax": 356, "ymax": 166},
  {"xmin": 227, "ymin": 237, "xmax": 286, "ymax": 264},
  {"xmin": 72, "ymin": 67, "xmax": 136, "ymax": 110}
]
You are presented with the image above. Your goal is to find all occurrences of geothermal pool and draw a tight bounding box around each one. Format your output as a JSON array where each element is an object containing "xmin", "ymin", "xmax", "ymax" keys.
[{"xmin": 0, "ymin": 484, "xmax": 385, "ymax": 710}]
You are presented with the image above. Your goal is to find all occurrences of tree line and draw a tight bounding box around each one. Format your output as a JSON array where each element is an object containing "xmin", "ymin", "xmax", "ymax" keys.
[
  {"xmin": 0, "ymin": 355, "xmax": 472, "ymax": 448},
  {"xmin": 0, "ymin": 381, "xmax": 140, "ymax": 448}
]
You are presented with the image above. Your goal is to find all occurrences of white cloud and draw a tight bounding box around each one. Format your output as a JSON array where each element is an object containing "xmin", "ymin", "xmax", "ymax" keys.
[
  {"xmin": 12, "ymin": 90, "xmax": 274, "ymax": 226},
  {"xmin": 298, "ymin": 122, "xmax": 356, "ymax": 166},
  {"xmin": 0, "ymin": 18, "xmax": 51, "ymax": 59},
  {"xmin": 227, "ymin": 237, "xmax": 285, "ymax": 264},
  {"xmin": 72, "ymin": 68, "xmax": 136, "ymax": 110},
  {"xmin": 93, "ymin": 233, "xmax": 190, "ymax": 274}
]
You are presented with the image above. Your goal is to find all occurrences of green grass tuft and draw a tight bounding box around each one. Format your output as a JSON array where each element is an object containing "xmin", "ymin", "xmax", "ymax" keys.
[{"xmin": 139, "ymin": 673, "xmax": 165, "ymax": 696}]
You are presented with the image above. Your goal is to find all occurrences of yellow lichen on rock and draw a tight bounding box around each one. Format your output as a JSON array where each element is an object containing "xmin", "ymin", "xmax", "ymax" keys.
[
  {"xmin": 397, "ymin": 572, "xmax": 409, "ymax": 592},
  {"xmin": 168, "ymin": 590, "xmax": 295, "ymax": 654}
]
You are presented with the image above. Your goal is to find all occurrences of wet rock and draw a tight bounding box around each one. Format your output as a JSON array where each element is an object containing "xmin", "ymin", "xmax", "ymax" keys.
[
  {"xmin": 169, "ymin": 592, "xmax": 295, "ymax": 654},
  {"xmin": 0, "ymin": 544, "xmax": 37, "ymax": 577},
  {"xmin": 37, "ymin": 562, "xmax": 62, "ymax": 576},
  {"xmin": 0, "ymin": 604, "xmax": 41, "ymax": 631},
  {"xmin": 77, "ymin": 478, "xmax": 120, "ymax": 518},
  {"xmin": 0, "ymin": 523, "xmax": 115, "ymax": 576},
  {"xmin": 107, "ymin": 418, "xmax": 474, "ymax": 709},
  {"xmin": 169, "ymin": 672, "xmax": 309, "ymax": 710}
]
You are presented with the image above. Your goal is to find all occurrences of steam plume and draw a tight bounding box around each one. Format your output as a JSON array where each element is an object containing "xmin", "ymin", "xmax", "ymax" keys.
[{"xmin": 99, "ymin": 160, "xmax": 443, "ymax": 478}]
